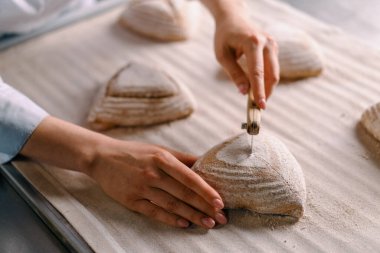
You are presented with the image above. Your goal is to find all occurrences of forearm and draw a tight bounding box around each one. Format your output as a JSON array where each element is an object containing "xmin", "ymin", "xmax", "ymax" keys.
[
  {"xmin": 0, "ymin": 79, "xmax": 226, "ymax": 228},
  {"xmin": 20, "ymin": 116, "xmax": 111, "ymax": 176},
  {"xmin": 200, "ymin": 0, "xmax": 247, "ymax": 22},
  {"xmin": 19, "ymin": 117, "xmax": 227, "ymax": 229}
]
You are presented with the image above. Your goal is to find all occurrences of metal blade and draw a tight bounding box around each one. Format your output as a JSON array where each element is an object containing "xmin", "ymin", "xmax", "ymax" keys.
[{"xmin": 250, "ymin": 135, "xmax": 254, "ymax": 154}]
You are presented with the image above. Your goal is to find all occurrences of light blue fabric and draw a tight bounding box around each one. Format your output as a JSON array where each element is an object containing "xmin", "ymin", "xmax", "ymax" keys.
[
  {"xmin": 0, "ymin": 77, "xmax": 48, "ymax": 164},
  {"xmin": 0, "ymin": 0, "xmax": 95, "ymax": 35}
]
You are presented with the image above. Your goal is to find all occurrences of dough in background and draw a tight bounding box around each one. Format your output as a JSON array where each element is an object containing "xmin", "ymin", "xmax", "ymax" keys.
[
  {"xmin": 119, "ymin": 0, "xmax": 201, "ymax": 41},
  {"xmin": 87, "ymin": 60, "xmax": 196, "ymax": 130},
  {"xmin": 361, "ymin": 102, "xmax": 380, "ymax": 142},
  {"xmin": 238, "ymin": 24, "xmax": 324, "ymax": 80}
]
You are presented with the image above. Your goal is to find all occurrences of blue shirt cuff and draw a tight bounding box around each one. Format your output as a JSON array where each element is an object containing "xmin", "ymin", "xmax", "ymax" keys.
[{"xmin": 0, "ymin": 78, "xmax": 48, "ymax": 164}]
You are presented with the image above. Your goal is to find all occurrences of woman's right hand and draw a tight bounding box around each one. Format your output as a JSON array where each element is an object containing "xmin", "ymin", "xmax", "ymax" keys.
[{"xmin": 88, "ymin": 139, "xmax": 227, "ymax": 229}]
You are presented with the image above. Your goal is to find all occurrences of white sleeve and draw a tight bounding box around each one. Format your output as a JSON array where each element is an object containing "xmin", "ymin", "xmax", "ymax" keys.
[{"xmin": 0, "ymin": 77, "xmax": 48, "ymax": 164}]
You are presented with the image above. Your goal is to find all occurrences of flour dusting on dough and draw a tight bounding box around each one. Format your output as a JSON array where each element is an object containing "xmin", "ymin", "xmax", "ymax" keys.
[{"xmin": 193, "ymin": 132, "xmax": 306, "ymax": 221}]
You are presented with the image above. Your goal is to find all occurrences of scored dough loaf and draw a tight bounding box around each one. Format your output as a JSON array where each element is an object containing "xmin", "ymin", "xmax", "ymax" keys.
[
  {"xmin": 87, "ymin": 60, "xmax": 196, "ymax": 130},
  {"xmin": 192, "ymin": 132, "xmax": 306, "ymax": 220},
  {"xmin": 238, "ymin": 24, "xmax": 324, "ymax": 80},
  {"xmin": 361, "ymin": 102, "xmax": 380, "ymax": 142},
  {"xmin": 119, "ymin": 0, "xmax": 201, "ymax": 41}
]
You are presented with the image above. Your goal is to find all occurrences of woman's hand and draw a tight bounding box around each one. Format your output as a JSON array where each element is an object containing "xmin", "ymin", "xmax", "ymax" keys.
[
  {"xmin": 89, "ymin": 140, "xmax": 227, "ymax": 229},
  {"xmin": 21, "ymin": 117, "xmax": 226, "ymax": 229},
  {"xmin": 214, "ymin": 15, "xmax": 279, "ymax": 109},
  {"xmin": 201, "ymin": 0, "xmax": 280, "ymax": 109}
]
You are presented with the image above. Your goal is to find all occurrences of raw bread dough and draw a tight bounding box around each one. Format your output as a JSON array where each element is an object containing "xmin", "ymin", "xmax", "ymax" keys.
[
  {"xmin": 238, "ymin": 24, "xmax": 324, "ymax": 80},
  {"xmin": 361, "ymin": 102, "xmax": 380, "ymax": 142},
  {"xmin": 119, "ymin": 0, "xmax": 201, "ymax": 41},
  {"xmin": 192, "ymin": 132, "xmax": 306, "ymax": 220},
  {"xmin": 87, "ymin": 60, "xmax": 196, "ymax": 130}
]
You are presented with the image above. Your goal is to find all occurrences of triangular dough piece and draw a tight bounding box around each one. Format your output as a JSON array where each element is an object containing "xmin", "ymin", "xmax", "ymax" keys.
[
  {"xmin": 238, "ymin": 24, "xmax": 323, "ymax": 80},
  {"xmin": 108, "ymin": 61, "xmax": 178, "ymax": 98},
  {"xmin": 269, "ymin": 24, "xmax": 324, "ymax": 79},
  {"xmin": 192, "ymin": 132, "xmax": 306, "ymax": 220},
  {"xmin": 88, "ymin": 60, "xmax": 196, "ymax": 130},
  {"xmin": 361, "ymin": 102, "xmax": 380, "ymax": 141},
  {"xmin": 119, "ymin": 0, "xmax": 201, "ymax": 41}
]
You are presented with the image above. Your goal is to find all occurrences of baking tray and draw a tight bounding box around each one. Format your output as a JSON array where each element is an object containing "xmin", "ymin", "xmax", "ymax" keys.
[{"xmin": 0, "ymin": 162, "xmax": 94, "ymax": 253}]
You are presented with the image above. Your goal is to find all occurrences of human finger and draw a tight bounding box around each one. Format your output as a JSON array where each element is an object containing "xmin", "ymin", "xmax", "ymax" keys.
[
  {"xmin": 153, "ymin": 175, "xmax": 227, "ymax": 225},
  {"xmin": 159, "ymin": 146, "xmax": 198, "ymax": 168},
  {"xmin": 263, "ymin": 37, "xmax": 280, "ymax": 99},
  {"xmin": 244, "ymin": 37, "xmax": 266, "ymax": 109},
  {"xmin": 147, "ymin": 187, "xmax": 218, "ymax": 229},
  {"xmin": 152, "ymin": 151, "xmax": 224, "ymax": 210},
  {"xmin": 217, "ymin": 49, "xmax": 250, "ymax": 94},
  {"xmin": 132, "ymin": 199, "xmax": 190, "ymax": 228}
]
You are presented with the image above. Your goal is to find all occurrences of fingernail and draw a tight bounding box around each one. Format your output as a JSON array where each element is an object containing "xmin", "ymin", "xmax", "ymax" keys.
[
  {"xmin": 201, "ymin": 217, "xmax": 216, "ymax": 229},
  {"xmin": 258, "ymin": 98, "xmax": 266, "ymax": 109},
  {"xmin": 238, "ymin": 84, "xmax": 248, "ymax": 94},
  {"xmin": 215, "ymin": 213, "xmax": 227, "ymax": 225},
  {"xmin": 213, "ymin": 198, "xmax": 224, "ymax": 209},
  {"xmin": 177, "ymin": 219, "xmax": 190, "ymax": 228}
]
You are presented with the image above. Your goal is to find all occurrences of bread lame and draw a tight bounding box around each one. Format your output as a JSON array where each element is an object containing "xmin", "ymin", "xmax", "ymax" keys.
[{"xmin": 241, "ymin": 90, "xmax": 261, "ymax": 154}]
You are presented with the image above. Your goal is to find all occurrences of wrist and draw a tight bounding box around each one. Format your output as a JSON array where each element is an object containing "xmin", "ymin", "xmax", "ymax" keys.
[
  {"xmin": 202, "ymin": 0, "xmax": 247, "ymax": 24},
  {"xmin": 76, "ymin": 137, "xmax": 99, "ymax": 178},
  {"xmin": 78, "ymin": 133, "xmax": 113, "ymax": 179}
]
